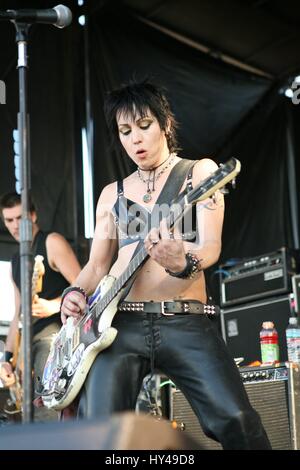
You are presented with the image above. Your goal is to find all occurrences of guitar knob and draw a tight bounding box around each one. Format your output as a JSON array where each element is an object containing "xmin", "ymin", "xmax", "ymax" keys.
[{"xmin": 58, "ymin": 378, "xmax": 66, "ymax": 390}]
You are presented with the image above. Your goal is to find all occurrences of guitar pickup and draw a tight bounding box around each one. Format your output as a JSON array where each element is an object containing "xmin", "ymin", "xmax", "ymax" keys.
[{"xmin": 71, "ymin": 327, "xmax": 80, "ymax": 352}]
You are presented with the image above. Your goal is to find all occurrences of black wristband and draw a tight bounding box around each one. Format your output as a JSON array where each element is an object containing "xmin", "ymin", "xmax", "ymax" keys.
[
  {"xmin": 4, "ymin": 351, "xmax": 13, "ymax": 363},
  {"xmin": 165, "ymin": 252, "xmax": 202, "ymax": 279},
  {"xmin": 60, "ymin": 286, "xmax": 88, "ymax": 311}
]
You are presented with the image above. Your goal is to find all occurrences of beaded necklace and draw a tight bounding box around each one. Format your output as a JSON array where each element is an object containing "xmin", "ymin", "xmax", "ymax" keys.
[{"xmin": 137, "ymin": 153, "xmax": 176, "ymax": 203}]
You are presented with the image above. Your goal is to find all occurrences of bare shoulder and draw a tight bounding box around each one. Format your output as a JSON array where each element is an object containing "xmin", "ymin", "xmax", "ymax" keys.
[
  {"xmin": 193, "ymin": 157, "xmax": 219, "ymax": 182},
  {"xmin": 192, "ymin": 157, "xmax": 224, "ymax": 207},
  {"xmin": 45, "ymin": 232, "xmax": 80, "ymax": 274},
  {"xmin": 123, "ymin": 171, "xmax": 137, "ymax": 185},
  {"xmin": 46, "ymin": 232, "xmax": 71, "ymax": 249},
  {"xmin": 96, "ymin": 171, "xmax": 136, "ymax": 211},
  {"xmin": 46, "ymin": 232, "xmax": 67, "ymax": 244},
  {"xmin": 95, "ymin": 181, "xmax": 118, "ymax": 210}
]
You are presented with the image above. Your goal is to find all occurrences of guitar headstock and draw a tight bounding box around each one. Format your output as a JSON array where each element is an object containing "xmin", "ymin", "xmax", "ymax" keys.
[
  {"xmin": 188, "ymin": 157, "xmax": 241, "ymax": 204},
  {"xmin": 32, "ymin": 255, "xmax": 45, "ymax": 298}
]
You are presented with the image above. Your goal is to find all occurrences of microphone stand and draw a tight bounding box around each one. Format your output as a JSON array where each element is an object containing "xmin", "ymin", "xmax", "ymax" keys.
[{"xmin": 14, "ymin": 21, "xmax": 33, "ymax": 423}]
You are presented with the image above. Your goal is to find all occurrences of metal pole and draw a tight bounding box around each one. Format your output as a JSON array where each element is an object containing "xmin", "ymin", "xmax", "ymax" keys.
[
  {"xmin": 286, "ymin": 104, "xmax": 300, "ymax": 249},
  {"xmin": 14, "ymin": 22, "xmax": 33, "ymax": 423},
  {"xmin": 83, "ymin": 13, "xmax": 94, "ymax": 247}
]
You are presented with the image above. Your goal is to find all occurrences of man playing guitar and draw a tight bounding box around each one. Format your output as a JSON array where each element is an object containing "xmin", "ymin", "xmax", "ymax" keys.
[{"xmin": 0, "ymin": 192, "xmax": 81, "ymax": 421}]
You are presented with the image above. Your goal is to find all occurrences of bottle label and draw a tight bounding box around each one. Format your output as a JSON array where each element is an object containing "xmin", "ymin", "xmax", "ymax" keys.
[
  {"xmin": 287, "ymin": 337, "xmax": 300, "ymax": 363},
  {"xmin": 261, "ymin": 343, "xmax": 279, "ymax": 364}
]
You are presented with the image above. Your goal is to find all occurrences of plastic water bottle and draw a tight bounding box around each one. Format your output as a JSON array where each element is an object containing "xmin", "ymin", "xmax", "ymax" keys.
[
  {"xmin": 286, "ymin": 317, "xmax": 300, "ymax": 363},
  {"xmin": 260, "ymin": 321, "xmax": 279, "ymax": 365}
]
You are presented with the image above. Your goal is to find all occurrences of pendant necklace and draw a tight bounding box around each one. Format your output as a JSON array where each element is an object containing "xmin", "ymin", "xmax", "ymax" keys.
[{"xmin": 137, "ymin": 153, "xmax": 176, "ymax": 203}]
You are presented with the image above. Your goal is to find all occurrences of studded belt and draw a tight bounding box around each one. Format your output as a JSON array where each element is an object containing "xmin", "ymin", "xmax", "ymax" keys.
[{"xmin": 118, "ymin": 300, "xmax": 219, "ymax": 316}]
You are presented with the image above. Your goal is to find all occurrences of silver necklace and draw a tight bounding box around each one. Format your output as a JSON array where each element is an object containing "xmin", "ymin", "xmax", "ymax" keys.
[{"xmin": 137, "ymin": 153, "xmax": 176, "ymax": 203}]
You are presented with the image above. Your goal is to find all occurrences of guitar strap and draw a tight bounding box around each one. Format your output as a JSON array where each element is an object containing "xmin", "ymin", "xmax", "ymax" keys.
[{"xmin": 120, "ymin": 158, "xmax": 196, "ymax": 301}]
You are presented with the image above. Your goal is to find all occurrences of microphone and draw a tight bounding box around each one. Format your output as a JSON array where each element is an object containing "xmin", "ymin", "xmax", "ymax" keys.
[{"xmin": 0, "ymin": 4, "xmax": 72, "ymax": 29}]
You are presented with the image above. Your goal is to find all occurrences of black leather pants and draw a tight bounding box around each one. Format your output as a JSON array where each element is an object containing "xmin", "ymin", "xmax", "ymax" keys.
[{"xmin": 78, "ymin": 312, "xmax": 271, "ymax": 450}]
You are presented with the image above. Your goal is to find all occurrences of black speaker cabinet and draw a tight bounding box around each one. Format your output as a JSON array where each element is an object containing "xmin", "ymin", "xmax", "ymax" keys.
[
  {"xmin": 220, "ymin": 294, "xmax": 293, "ymax": 365},
  {"xmin": 170, "ymin": 363, "xmax": 300, "ymax": 450}
]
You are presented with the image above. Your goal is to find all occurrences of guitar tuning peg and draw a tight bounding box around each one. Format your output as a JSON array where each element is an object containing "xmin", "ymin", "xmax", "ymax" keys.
[{"xmin": 220, "ymin": 186, "xmax": 229, "ymax": 195}]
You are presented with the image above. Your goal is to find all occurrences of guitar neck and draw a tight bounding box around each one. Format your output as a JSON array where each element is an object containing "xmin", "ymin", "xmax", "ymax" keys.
[
  {"xmin": 96, "ymin": 200, "xmax": 187, "ymax": 313},
  {"xmin": 100, "ymin": 246, "xmax": 149, "ymax": 311}
]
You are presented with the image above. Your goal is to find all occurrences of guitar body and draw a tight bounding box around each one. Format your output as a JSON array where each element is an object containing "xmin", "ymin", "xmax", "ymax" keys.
[
  {"xmin": 41, "ymin": 275, "xmax": 119, "ymax": 410},
  {"xmin": 4, "ymin": 375, "xmax": 22, "ymax": 415}
]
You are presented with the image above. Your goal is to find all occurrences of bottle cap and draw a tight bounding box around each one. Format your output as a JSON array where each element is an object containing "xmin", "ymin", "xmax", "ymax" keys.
[{"xmin": 262, "ymin": 321, "xmax": 274, "ymax": 329}]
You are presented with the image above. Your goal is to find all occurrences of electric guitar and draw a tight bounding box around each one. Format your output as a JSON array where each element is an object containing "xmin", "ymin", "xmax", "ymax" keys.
[
  {"xmin": 40, "ymin": 157, "xmax": 241, "ymax": 410},
  {"xmin": 4, "ymin": 255, "xmax": 45, "ymax": 415}
]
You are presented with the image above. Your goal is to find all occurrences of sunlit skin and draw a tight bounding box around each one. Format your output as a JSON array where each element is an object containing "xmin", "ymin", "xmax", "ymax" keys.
[
  {"xmin": 117, "ymin": 113, "xmax": 170, "ymax": 171},
  {"xmin": 60, "ymin": 107, "xmax": 224, "ymax": 325}
]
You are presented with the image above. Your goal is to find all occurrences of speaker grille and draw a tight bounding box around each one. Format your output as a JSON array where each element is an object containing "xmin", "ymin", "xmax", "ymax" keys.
[
  {"xmin": 171, "ymin": 390, "xmax": 222, "ymax": 450},
  {"xmin": 171, "ymin": 378, "xmax": 292, "ymax": 450},
  {"xmin": 244, "ymin": 381, "xmax": 291, "ymax": 450}
]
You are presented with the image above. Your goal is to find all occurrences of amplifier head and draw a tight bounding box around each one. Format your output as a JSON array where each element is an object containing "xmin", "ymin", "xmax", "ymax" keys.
[{"xmin": 219, "ymin": 248, "xmax": 300, "ymax": 307}]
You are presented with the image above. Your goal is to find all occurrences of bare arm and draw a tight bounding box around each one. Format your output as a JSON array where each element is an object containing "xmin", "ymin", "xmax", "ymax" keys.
[
  {"xmin": 188, "ymin": 158, "xmax": 224, "ymax": 269},
  {"xmin": 31, "ymin": 232, "xmax": 82, "ymax": 318},
  {"xmin": 145, "ymin": 158, "xmax": 224, "ymax": 274},
  {"xmin": 46, "ymin": 232, "xmax": 81, "ymax": 283},
  {"xmin": 60, "ymin": 183, "xmax": 118, "ymax": 323}
]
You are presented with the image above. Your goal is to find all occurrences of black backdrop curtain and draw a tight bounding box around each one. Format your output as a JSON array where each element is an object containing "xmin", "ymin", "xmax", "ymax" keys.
[
  {"xmin": 0, "ymin": 2, "xmax": 298, "ymax": 275},
  {"xmin": 88, "ymin": 5, "xmax": 296, "ymax": 260},
  {"xmin": 87, "ymin": 5, "xmax": 299, "ymax": 305},
  {"xmin": 0, "ymin": 19, "xmax": 78, "ymax": 260},
  {"xmin": 89, "ymin": 5, "xmax": 270, "ymax": 201},
  {"xmin": 218, "ymin": 92, "xmax": 295, "ymax": 263}
]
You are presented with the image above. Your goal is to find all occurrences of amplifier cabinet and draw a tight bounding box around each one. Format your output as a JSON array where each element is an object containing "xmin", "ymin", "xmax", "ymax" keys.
[
  {"xmin": 219, "ymin": 248, "xmax": 299, "ymax": 307},
  {"xmin": 220, "ymin": 294, "xmax": 293, "ymax": 365},
  {"xmin": 169, "ymin": 364, "xmax": 300, "ymax": 450}
]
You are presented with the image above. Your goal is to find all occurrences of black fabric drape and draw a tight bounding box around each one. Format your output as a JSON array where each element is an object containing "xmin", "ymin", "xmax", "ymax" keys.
[
  {"xmin": 0, "ymin": 1, "xmax": 298, "ymax": 272},
  {"xmin": 0, "ymin": 20, "xmax": 77, "ymax": 241},
  {"xmin": 88, "ymin": 4, "xmax": 298, "ymax": 280},
  {"xmin": 89, "ymin": 5, "xmax": 270, "ymax": 201},
  {"xmin": 218, "ymin": 90, "xmax": 294, "ymax": 262}
]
